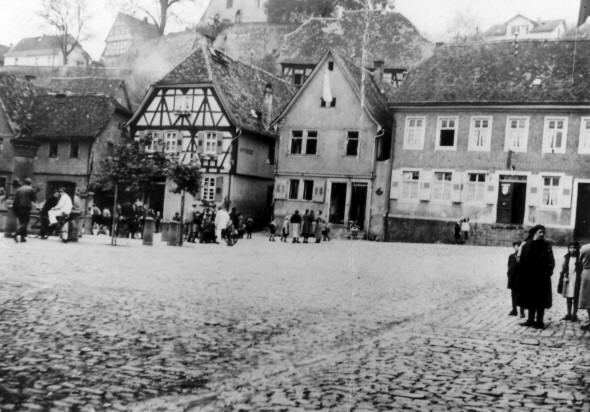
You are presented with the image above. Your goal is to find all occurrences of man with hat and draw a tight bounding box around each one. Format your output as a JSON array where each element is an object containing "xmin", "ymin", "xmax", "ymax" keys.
[{"xmin": 12, "ymin": 177, "xmax": 37, "ymax": 243}]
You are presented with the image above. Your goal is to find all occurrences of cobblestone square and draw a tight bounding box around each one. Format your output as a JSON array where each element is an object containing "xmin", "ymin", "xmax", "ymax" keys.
[{"xmin": 1, "ymin": 235, "xmax": 589, "ymax": 411}]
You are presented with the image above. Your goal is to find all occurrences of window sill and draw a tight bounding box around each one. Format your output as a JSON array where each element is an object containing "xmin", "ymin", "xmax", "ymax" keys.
[{"xmin": 434, "ymin": 146, "xmax": 457, "ymax": 151}]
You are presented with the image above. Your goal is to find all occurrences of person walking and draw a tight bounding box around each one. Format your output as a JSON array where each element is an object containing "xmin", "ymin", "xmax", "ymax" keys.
[
  {"xmin": 518, "ymin": 225, "xmax": 555, "ymax": 329},
  {"xmin": 507, "ymin": 240, "xmax": 525, "ymax": 317},
  {"xmin": 281, "ymin": 214, "xmax": 290, "ymax": 242},
  {"xmin": 314, "ymin": 211, "xmax": 325, "ymax": 244},
  {"xmin": 558, "ymin": 242, "xmax": 582, "ymax": 322},
  {"xmin": 12, "ymin": 178, "xmax": 37, "ymax": 243},
  {"xmin": 577, "ymin": 243, "xmax": 590, "ymax": 331},
  {"xmin": 268, "ymin": 216, "xmax": 277, "ymax": 241},
  {"xmin": 290, "ymin": 210, "xmax": 302, "ymax": 243}
]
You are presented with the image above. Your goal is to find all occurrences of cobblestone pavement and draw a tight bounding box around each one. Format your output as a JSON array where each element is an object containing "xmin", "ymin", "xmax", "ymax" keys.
[{"xmin": 1, "ymin": 234, "xmax": 589, "ymax": 411}]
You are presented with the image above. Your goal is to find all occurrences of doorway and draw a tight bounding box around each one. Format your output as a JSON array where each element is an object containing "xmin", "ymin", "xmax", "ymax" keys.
[
  {"xmin": 349, "ymin": 183, "xmax": 367, "ymax": 229},
  {"xmin": 329, "ymin": 182, "xmax": 347, "ymax": 225},
  {"xmin": 496, "ymin": 175, "xmax": 527, "ymax": 225},
  {"xmin": 575, "ymin": 183, "xmax": 590, "ymax": 240}
]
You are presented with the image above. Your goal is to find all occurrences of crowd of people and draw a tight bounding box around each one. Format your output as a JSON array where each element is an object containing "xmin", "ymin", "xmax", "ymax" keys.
[
  {"xmin": 507, "ymin": 224, "xmax": 590, "ymax": 331},
  {"xmin": 272, "ymin": 209, "xmax": 330, "ymax": 243},
  {"xmin": 182, "ymin": 206, "xmax": 254, "ymax": 244}
]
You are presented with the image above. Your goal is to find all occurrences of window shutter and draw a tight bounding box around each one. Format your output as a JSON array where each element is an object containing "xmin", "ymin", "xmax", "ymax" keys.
[
  {"xmin": 419, "ymin": 170, "xmax": 432, "ymax": 201},
  {"xmin": 527, "ymin": 174, "xmax": 541, "ymax": 206},
  {"xmin": 274, "ymin": 178, "xmax": 287, "ymax": 200},
  {"xmin": 215, "ymin": 176, "xmax": 224, "ymax": 202},
  {"xmin": 217, "ymin": 134, "xmax": 223, "ymax": 154},
  {"xmin": 313, "ymin": 180, "xmax": 325, "ymax": 203},
  {"xmin": 451, "ymin": 171, "xmax": 463, "ymax": 203},
  {"xmin": 485, "ymin": 173, "xmax": 498, "ymax": 205},
  {"xmin": 390, "ymin": 169, "xmax": 403, "ymax": 199},
  {"xmin": 560, "ymin": 175, "xmax": 573, "ymax": 208}
]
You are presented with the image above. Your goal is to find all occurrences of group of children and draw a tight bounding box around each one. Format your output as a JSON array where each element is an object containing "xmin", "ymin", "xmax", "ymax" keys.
[
  {"xmin": 268, "ymin": 210, "xmax": 330, "ymax": 243},
  {"xmin": 507, "ymin": 239, "xmax": 590, "ymax": 330}
]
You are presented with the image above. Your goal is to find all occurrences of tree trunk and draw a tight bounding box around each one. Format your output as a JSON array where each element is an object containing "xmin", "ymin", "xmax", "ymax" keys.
[
  {"xmin": 111, "ymin": 183, "xmax": 118, "ymax": 246},
  {"xmin": 179, "ymin": 189, "xmax": 185, "ymax": 246},
  {"xmin": 159, "ymin": 0, "xmax": 168, "ymax": 35}
]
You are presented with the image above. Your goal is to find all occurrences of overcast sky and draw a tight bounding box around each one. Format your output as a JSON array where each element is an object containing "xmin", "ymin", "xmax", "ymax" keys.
[{"xmin": 0, "ymin": 0, "xmax": 583, "ymax": 60}]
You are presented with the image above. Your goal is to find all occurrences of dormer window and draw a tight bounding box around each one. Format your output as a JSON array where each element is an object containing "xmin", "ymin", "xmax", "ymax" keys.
[
  {"xmin": 320, "ymin": 98, "xmax": 336, "ymax": 107},
  {"xmin": 328, "ymin": 61, "xmax": 334, "ymax": 71}
]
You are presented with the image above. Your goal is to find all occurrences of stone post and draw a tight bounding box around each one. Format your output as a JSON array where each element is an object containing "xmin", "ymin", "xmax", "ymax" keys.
[
  {"xmin": 167, "ymin": 221, "xmax": 179, "ymax": 246},
  {"xmin": 5, "ymin": 138, "xmax": 40, "ymax": 238},
  {"xmin": 143, "ymin": 217, "xmax": 155, "ymax": 246}
]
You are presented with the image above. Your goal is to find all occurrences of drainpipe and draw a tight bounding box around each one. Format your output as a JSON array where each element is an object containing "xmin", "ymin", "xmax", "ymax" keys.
[
  {"xmin": 221, "ymin": 127, "xmax": 242, "ymax": 209},
  {"xmin": 383, "ymin": 122, "xmax": 395, "ymax": 242},
  {"xmin": 369, "ymin": 128, "xmax": 384, "ymax": 240}
]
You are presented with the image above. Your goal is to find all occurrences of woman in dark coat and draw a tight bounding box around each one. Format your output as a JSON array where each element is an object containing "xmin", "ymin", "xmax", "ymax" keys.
[
  {"xmin": 301, "ymin": 209, "xmax": 312, "ymax": 243},
  {"xmin": 518, "ymin": 225, "xmax": 555, "ymax": 329}
]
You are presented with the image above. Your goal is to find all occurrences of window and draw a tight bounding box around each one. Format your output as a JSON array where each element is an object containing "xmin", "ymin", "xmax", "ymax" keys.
[
  {"xmin": 174, "ymin": 94, "xmax": 191, "ymax": 113},
  {"xmin": 288, "ymin": 179, "xmax": 299, "ymax": 200},
  {"xmin": 290, "ymin": 130, "xmax": 317, "ymax": 155},
  {"xmin": 542, "ymin": 176, "xmax": 560, "ymax": 206},
  {"xmin": 346, "ymin": 131, "xmax": 359, "ymax": 156},
  {"xmin": 70, "ymin": 142, "xmax": 79, "ymax": 158},
  {"xmin": 49, "ymin": 142, "xmax": 58, "ymax": 158},
  {"xmin": 165, "ymin": 132, "xmax": 178, "ymax": 153},
  {"xmin": 144, "ymin": 132, "xmax": 159, "ymax": 152},
  {"xmin": 579, "ymin": 118, "xmax": 590, "ymax": 154},
  {"xmin": 469, "ymin": 117, "xmax": 492, "ymax": 151},
  {"xmin": 432, "ymin": 172, "xmax": 453, "ymax": 201},
  {"xmin": 402, "ymin": 171, "xmax": 420, "ymax": 199},
  {"xmin": 403, "ymin": 117, "xmax": 425, "ymax": 150},
  {"xmin": 542, "ymin": 117, "xmax": 567, "ymax": 154},
  {"xmin": 505, "ymin": 117, "xmax": 529, "ymax": 152},
  {"xmin": 303, "ymin": 180, "xmax": 314, "ymax": 201},
  {"xmin": 282, "ymin": 65, "xmax": 314, "ymax": 87},
  {"xmin": 204, "ymin": 132, "xmax": 217, "ymax": 155},
  {"xmin": 465, "ymin": 173, "xmax": 486, "ymax": 202},
  {"xmin": 436, "ymin": 117, "xmax": 458, "ymax": 149},
  {"xmin": 202, "ymin": 177, "xmax": 216, "ymax": 201}
]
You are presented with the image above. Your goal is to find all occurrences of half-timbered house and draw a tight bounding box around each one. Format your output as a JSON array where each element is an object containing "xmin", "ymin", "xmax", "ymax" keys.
[{"xmin": 127, "ymin": 45, "xmax": 294, "ymax": 223}]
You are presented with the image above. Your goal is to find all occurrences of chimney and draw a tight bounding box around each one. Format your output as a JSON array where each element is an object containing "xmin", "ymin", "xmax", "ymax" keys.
[
  {"xmin": 334, "ymin": 5, "xmax": 345, "ymax": 19},
  {"xmin": 373, "ymin": 60, "xmax": 384, "ymax": 83},
  {"xmin": 579, "ymin": 0, "xmax": 590, "ymax": 26},
  {"xmin": 262, "ymin": 83, "xmax": 273, "ymax": 130}
]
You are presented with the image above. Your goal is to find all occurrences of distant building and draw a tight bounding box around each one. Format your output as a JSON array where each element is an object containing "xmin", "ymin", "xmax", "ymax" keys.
[
  {"xmin": 201, "ymin": 0, "xmax": 268, "ymax": 25},
  {"xmin": 4, "ymin": 35, "xmax": 90, "ymax": 67},
  {"xmin": 100, "ymin": 12, "xmax": 160, "ymax": 67},
  {"xmin": 0, "ymin": 45, "xmax": 9, "ymax": 66},
  {"xmin": 484, "ymin": 15, "xmax": 566, "ymax": 41},
  {"xmin": 48, "ymin": 77, "xmax": 133, "ymax": 112},
  {"xmin": 127, "ymin": 45, "xmax": 294, "ymax": 222},
  {"xmin": 278, "ymin": 9, "xmax": 433, "ymax": 88}
]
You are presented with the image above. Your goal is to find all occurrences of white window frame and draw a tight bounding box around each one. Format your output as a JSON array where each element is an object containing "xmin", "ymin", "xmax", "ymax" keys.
[
  {"xmin": 464, "ymin": 171, "xmax": 488, "ymax": 203},
  {"xmin": 579, "ymin": 117, "xmax": 590, "ymax": 154},
  {"xmin": 435, "ymin": 116, "xmax": 458, "ymax": 151},
  {"xmin": 401, "ymin": 169, "xmax": 421, "ymax": 200},
  {"xmin": 288, "ymin": 179, "xmax": 300, "ymax": 200},
  {"xmin": 431, "ymin": 170, "xmax": 454, "ymax": 201},
  {"xmin": 164, "ymin": 132, "xmax": 178, "ymax": 153},
  {"xmin": 540, "ymin": 173, "xmax": 562, "ymax": 208},
  {"xmin": 542, "ymin": 117, "xmax": 567, "ymax": 154},
  {"xmin": 345, "ymin": 130, "xmax": 360, "ymax": 156},
  {"xmin": 403, "ymin": 116, "xmax": 426, "ymax": 150},
  {"xmin": 504, "ymin": 116, "xmax": 529, "ymax": 152},
  {"xmin": 468, "ymin": 116, "xmax": 492, "ymax": 152},
  {"xmin": 290, "ymin": 130, "xmax": 318, "ymax": 156},
  {"xmin": 201, "ymin": 176, "xmax": 216, "ymax": 201},
  {"xmin": 204, "ymin": 132, "xmax": 217, "ymax": 155}
]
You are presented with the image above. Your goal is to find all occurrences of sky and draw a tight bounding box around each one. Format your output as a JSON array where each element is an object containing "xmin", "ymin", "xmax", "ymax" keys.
[{"xmin": 0, "ymin": 0, "xmax": 583, "ymax": 60}]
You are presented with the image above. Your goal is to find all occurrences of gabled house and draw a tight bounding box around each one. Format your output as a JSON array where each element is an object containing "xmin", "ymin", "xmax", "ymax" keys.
[
  {"xmin": 127, "ymin": 45, "xmax": 294, "ymax": 222},
  {"xmin": 48, "ymin": 77, "xmax": 133, "ymax": 112},
  {"xmin": 200, "ymin": 0, "xmax": 268, "ymax": 25},
  {"xmin": 484, "ymin": 15, "xmax": 566, "ymax": 41},
  {"xmin": 386, "ymin": 40, "xmax": 590, "ymax": 245},
  {"xmin": 4, "ymin": 35, "xmax": 90, "ymax": 67},
  {"xmin": 100, "ymin": 12, "xmax": 160, "ymax": 67},
  {"xmin": 278, "ymin": 9, "xmax": 433, "ymax": 88},
  {"xmin": 272, "ymin": 50, "xmax": 391, "ymax": 239}
]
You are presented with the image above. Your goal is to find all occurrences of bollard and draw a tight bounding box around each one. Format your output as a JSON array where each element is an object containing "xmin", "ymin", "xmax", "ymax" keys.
[
  {"xmin": 160, "ymin": 221, "xmax": 170, "ymax": 243},
  {"xmin": 82, "ymin": 215, "xmax": 93, "ymax": 235},
  {"xmin": 143, "ymin": 217, "xmax": 155, "ymax": 246},
  {"xmin": 167, "ymin": 221, "xmax": 179, "ymax": 246},
  {"xmin": 68, "ymin": 211, "xmax": 81, "ymax": 242},
  {"xmin": 4, "ymin": 200, "xmax": 16, "ymax": 238}
]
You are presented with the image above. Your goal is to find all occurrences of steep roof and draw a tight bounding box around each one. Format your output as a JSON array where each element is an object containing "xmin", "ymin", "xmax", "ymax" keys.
[
  {"xmin": 484, "ymin": 15, "xmax": 565, "ymax": 37},
  {"xmin": 278, "ymin": 10, "xmax": 433, "ymax": 69},
  {"xmin": 47, "ymin": 77, "xmax": 132, "ymax": 111},
  {"xmin": 28, "ymin": 95, "xmax": 120, "ymax": 140},
  {"xmin": 111, "ymin": 12, "xmax": 160, "ymax": 39},
  {"xmin": 390, "ymin": 40, "xmax": 590, "ymax": 106},
  {"xmin": 152, "ymin": 45, "xmax": 295, "ymax": 135},
  {"xmin": 0, "ymin": 73, "xmax": 44, "ymax": 133}
]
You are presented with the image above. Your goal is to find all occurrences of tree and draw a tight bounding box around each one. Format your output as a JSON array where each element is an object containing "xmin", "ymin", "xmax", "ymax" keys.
[
  {"xmin": 91, "ymin": 135, "xmax": 170, "ymax": 245},
  {"xmin": 265, "ymin": 0, "xmax": 389, "ymax": 23},
  {"xmin": 167, "ymin": 161, "xmax": 202, "ymax": 246},
  {"xmin": 120, "ymin": 0, "xmax": 201, "ymax": 35},
  {"xmin": 39, "ymin": 0, "xmax": 91, "ymax": 65}
]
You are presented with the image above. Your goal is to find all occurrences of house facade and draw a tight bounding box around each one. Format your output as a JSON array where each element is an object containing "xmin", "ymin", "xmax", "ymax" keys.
[
  {"xmin": 386, "ymin": 40, "xmax": 590, "ymax": 245},
  {"xmin": 484, "ymin": 15, "xmax": 566, "ymax": 41},
  {"xmin": 4, "ymin": 35, "xmax": 90, "ymax": 67},
  {"xmin": 273, "ymin": 51, "xmax": 391, "ymax": 239},
  {"xmin": 200, "ymin": 0, "xmax": 268, "ymax": 25},
  {"xmin": 127, "ymin": 45, "xmax": 294, "ymax": 223}
]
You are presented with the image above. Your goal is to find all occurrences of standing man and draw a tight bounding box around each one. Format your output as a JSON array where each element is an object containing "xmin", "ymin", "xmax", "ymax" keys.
[
  {"xmin": 12, "ymin": 178, "xmax": 37, "ymax": 243},
  {"xmin": 519, "ymin": 225, "xmax": 555, "ymax": 329}
]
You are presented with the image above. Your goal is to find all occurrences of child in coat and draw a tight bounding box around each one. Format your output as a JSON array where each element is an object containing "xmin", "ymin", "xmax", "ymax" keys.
[
  {"xmin": 269, "ymin": 216, "xmax": 277, "ymax": 242},
  {"xmin": 281, "ymin": 215, "xmax": 290, "ymax": 242},
  {"xmin": 558, "ymin": 242, "xmax": 581, "ymax": 321},
  {"xmin": 508, "ymin": 241, "xmax": 525, "ymax": 317}
]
